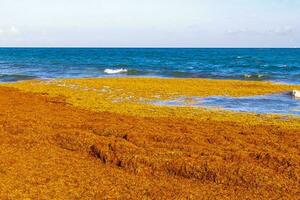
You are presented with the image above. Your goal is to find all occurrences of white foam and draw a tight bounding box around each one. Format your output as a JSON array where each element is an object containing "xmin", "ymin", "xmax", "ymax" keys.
[
  {"xmin": 104, "ymin": 68, "xmax": 128, "ymax": 74},
  {"xmin": 244, "ymin": 74, "xmax": 264, "ymax": 78}
]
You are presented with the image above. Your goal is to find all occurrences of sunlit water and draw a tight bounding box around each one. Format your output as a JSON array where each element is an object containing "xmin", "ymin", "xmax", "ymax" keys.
[{"xmin": 152, "ymin": 92, "xmax": 300, "ymax": 116}]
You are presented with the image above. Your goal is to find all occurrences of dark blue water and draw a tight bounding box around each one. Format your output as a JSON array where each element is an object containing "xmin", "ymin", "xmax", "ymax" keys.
[{"xmin": 0, "ymin": 48, "xmax": 300, "ymax": 83}]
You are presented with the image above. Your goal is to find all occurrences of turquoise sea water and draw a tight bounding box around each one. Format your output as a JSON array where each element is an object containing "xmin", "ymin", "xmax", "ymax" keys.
[
  {"xmin": 1, "ymin": 48, "xmax": 300, "ymax": 115},
  {"xmin": 0, "ymin": 48, "xmax": 300, "ymax": 83}
]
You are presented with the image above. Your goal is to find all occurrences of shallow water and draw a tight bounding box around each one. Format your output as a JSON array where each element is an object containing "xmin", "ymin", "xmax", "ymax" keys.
[
  {"xmin": 1, "ymin": 48, "xmax": 300, "ymax": 83},
  {"xmin": 152, "ymin": 93, "xmax": 300, "ymax": 116}
]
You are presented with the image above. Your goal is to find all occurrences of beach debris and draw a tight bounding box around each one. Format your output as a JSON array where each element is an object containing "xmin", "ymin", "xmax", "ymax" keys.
[{"xmin": 292, "ymin": 90, "xmax": 300, "ymax": 98}]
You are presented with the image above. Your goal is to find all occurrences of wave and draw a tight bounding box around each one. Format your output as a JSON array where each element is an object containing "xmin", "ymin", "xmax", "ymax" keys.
[
  {"xmin": 0, "ymin": 74, "xmax": 38, "ymax": 82},
  {"xmin": 104, "ymin": 68, "xmax": 128, "ymax": 74}
]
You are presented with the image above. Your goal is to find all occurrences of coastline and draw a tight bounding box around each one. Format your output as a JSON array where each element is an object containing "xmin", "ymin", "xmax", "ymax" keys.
[
  {"xmin": 7, "ymin": 77, "xmax": 300, "ymax": 116},
  {"xmin": 0, "ymin": 77, "xmax": 299, "ymax": 199}
]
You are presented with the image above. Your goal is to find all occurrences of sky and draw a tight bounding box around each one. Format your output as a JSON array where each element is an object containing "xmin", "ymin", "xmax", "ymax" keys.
[{"xmin": 0, "ymin": 0, "xmax": 299, "ymax": 47}]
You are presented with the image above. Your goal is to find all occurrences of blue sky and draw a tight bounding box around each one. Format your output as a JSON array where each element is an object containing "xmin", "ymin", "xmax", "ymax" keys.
[{"xmin": 0, "ymin": 0, "xmax": 299, "ymax": 47}]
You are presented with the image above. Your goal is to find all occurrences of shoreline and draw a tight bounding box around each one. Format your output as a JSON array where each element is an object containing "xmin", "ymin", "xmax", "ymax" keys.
[
  {"xmin": 0, "ymin": 77, "xmax": 299, "ymax": 198},
  {"xmin": 6, "ymin": 77, "xmax": 300, "ymax": 117},
  {"xmin": 1, "ymin": 74, "xmax": 300, "ymax": 86}
]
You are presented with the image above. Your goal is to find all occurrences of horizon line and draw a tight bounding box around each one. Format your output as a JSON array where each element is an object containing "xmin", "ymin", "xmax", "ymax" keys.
[{"xmin": 0, "ymin": 46, "xmax": 299, "ymax": 49}]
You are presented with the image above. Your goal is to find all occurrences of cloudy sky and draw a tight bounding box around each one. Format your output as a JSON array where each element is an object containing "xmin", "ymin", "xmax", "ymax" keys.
[{"xmin": 0, "ymin": 0, "xmax": 299, "ymax": 47}]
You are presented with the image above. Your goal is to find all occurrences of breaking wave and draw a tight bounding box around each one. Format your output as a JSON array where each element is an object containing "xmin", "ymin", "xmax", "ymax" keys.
[{"xmin": 104, "ymin": 68, "xmax": 128, "ymax": 74}]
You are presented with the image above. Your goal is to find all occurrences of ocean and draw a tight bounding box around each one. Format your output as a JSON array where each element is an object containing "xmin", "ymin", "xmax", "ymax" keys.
[{"xmin": 0, "ymin": 48, "xmax": 300, "ymax": 84}]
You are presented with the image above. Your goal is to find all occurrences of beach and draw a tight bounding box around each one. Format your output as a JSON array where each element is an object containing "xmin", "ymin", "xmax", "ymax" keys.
[
  {"xmin": 0, "ymin": 77, "xmax": 299, "ymax": 199},
  {"xmin": 2, "ymin": 0, "xmax": 300, "ymax": 198}
]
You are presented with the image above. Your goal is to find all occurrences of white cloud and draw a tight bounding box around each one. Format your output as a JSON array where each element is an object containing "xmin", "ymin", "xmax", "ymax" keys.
[
  {"xmin": 226, "ymin": 26, "xmax": 296, "ymax": 37},
  {"xmin": 0, "ymin": 26, "xmax": 20, "ymax": 35},
  {"xmin": 268, "ymin": 26, "xmax": 294, "ymax": 35}
]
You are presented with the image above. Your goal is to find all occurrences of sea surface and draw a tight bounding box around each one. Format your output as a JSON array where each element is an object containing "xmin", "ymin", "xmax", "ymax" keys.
[
  {"xmin": 0, "ymin": 48, "xmax": 300, "ymax": 84},
  {"xmin": 1, "ymin": 48, "xmax": 300, "ymax": 115},
  {"xmin": 153, "ymin": 93, "xmax": 300, "ymax": 116}
]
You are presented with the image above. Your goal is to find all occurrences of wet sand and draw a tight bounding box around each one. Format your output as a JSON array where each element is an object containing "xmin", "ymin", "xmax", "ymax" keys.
[{"xmin": 0, "ymin": 78, "xmax": 299, "ymax": 199}]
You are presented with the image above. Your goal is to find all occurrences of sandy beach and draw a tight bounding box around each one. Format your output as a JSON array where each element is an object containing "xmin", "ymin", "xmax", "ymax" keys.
[{"xmin": 0, "ymin": 77, "xmax": 299, "ymax": 199}]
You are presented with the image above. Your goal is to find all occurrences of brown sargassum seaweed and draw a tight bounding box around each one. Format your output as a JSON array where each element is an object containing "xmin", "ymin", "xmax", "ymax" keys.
[{"xmin": 0, "ymin": 78, "xmax": 299, "ymax": 199}]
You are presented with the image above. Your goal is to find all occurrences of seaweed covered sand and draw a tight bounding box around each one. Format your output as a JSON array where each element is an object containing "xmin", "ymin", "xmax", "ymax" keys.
[{"xmin": 0, "ymin": 78, "xmax": 299, "ymax": 199}]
